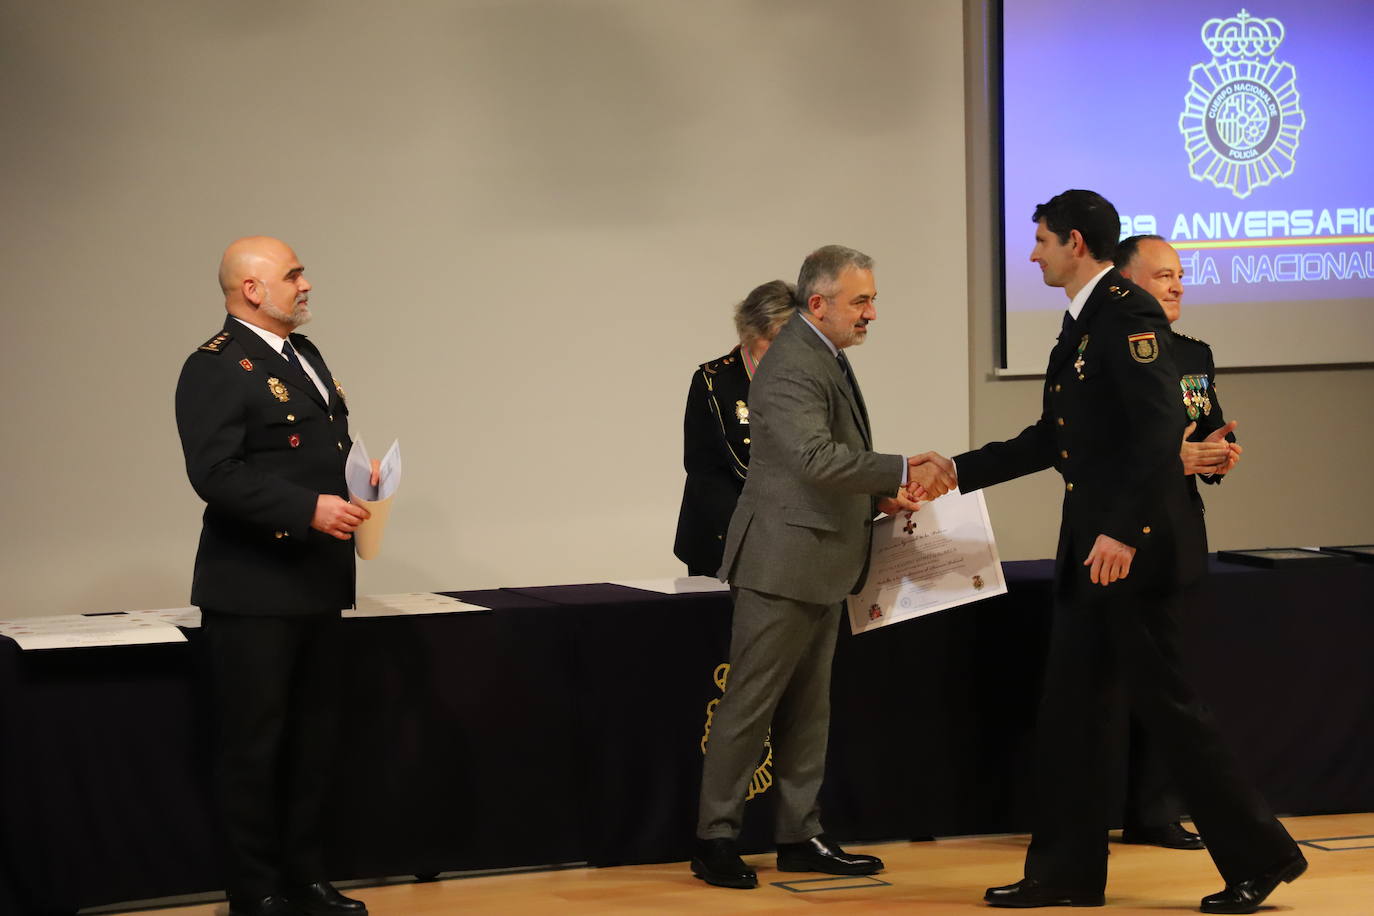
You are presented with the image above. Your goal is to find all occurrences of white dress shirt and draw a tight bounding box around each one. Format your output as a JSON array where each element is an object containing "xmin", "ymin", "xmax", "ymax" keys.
[{"xmin": 231, "ymin": 317, "xmax": 330, "ymax": 404}]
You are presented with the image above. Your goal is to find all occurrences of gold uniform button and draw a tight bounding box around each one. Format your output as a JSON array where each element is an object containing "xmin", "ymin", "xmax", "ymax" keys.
[
  {"xmin": 329, "ymin": 414, "xmax": 335, "ymax": 422},
  {"xmin": 1142, "ymin": 526, "xmax": 1151, "ymax": 534},
  {"xmin": 1054, "ymin": 384, "xmax": 1062, "ymax": 392},
  {"xmin": 1057, "ymin": 417, "xmax": 1065, "ymax": 426},
  {"xmin": 743, "ymin": 437, "xmax": 750, "ymax": 445},
  {"xmin": 274, "ymin": 531, "xmax": 284, "ymax": 539},
  {"xmin": 1060, "ymin": 450, "xmax": 1069, "ymax": 459},
  {"xmin": 286, "ymin": 414, "xmax": 295, "ymax": 422},
  {"xmin": 337, "ymin": 442, "xmax": 343, "ymax": 451},
  {"xmin": 1066, "ymin": 482, "xmax": 1074, "ymax": 492}
]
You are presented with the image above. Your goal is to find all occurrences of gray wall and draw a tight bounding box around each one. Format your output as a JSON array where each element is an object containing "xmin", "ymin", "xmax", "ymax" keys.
[{"xmin": 0, "ymin": 0, "xmax": 971, "ymax": 617}]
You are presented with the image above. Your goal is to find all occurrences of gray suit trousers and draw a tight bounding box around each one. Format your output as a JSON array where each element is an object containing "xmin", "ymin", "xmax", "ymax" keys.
[{"xmin": 696, "ymin": 586, "xmax": 840, "ymax": 842}]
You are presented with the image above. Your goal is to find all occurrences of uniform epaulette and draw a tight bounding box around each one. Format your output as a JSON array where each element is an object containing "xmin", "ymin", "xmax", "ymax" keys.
[
  {"xmin": 701, "ymin": 351, "xmax": 738, "ymax": 375},
  {"xmin": 198, "ymin": 329, "xmax": 233, "ymax": 353},
  {"xmin": 1106, "ymin": 285, "xmax": 1132, "ymax": 299},
  {"xmin": 1171, "ymin": 330, "xmax": 1210, "ymax": 348}
]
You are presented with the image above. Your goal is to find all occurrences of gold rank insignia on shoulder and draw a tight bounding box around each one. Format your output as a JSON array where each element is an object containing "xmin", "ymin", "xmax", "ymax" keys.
[
  {"xmin": 735, "ymin": 400, "xmax": 749, "ymax": 424},
  {"xmin": 1108, "ymin": 285, "xmax": 1131, "ymax": 299},
  {"xmin": 198, "ymin": 331, "xmax": 231, "ymax": 352},
  {"xmin": 333, "ymin": 378, "xmax": 346, "ymax": 401},
  {"xmin": 267, "ymin": 377, "xmax": 290, "ymax": 402},
  {"xmin": 1128, "ymin": 332, "xmax": 1159, "ymax": 363}
]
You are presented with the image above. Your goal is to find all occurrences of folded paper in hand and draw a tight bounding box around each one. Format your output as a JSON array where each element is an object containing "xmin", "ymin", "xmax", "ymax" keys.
[{"xmin": 346, "ymin": 437, "xmax": 401, "ymax": 560}]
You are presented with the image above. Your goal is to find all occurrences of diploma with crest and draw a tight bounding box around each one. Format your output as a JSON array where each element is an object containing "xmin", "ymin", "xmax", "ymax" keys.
[{"xmin": 846, "ymin": 488, "xmax": 1007, "ymax": 635}]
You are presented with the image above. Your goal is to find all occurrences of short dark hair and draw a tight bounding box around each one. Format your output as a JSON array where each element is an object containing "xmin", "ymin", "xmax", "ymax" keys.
[
  {"xmin": 1113, "ymin": 234, "xmax": 1166, "ymax": 271},
  {"xmin": 796, "ymin": 245, "xmax": 874, "ymax": 310},
  {"xmin": 1032, "ymin": 190, "xmax": 1120, "ymax": 262},
  {"xmin": 734, "ymin": 280, "xmax": 796, "ymax": 346}
]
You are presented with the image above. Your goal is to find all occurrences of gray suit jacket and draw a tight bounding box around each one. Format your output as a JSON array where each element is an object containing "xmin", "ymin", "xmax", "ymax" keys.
[{"xmin": 718, "ymin": 312, "xmax": 904, "ymax": 605}]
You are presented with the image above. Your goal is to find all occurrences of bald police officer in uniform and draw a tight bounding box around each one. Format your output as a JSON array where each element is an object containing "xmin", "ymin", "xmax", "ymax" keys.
[
  {"xmin": 1114, "ymin": 234, "xmax": 1242, "ymax": 851},
  {"xmin": 945, "ymin": 192, "xmax": 1302, "ymax": 913},
  {"xmin": 176, "ymin": 237, "xmax": 372, "ymax": 916}
]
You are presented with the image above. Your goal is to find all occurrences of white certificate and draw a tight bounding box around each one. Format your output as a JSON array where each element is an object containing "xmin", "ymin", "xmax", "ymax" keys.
[
  {"xmin": 344, "ymin": 593, "xmax": 489, "ymax": 618},
  {"xmin": 846, "ymin": 488, "xmax": 1007, "ymax": 635},
  {"xmin": 0, "ymin": 613, "xmax": 188, "ymax": 650},
  {"xmin": 608, "ymin": 576, "xmax": 731, "ymax": 595}
]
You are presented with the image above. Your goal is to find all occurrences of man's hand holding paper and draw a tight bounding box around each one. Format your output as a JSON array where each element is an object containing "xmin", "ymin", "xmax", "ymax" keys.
[{"xmin": 346, "ymin": 438, "xmax": 402, "ymax": 559}]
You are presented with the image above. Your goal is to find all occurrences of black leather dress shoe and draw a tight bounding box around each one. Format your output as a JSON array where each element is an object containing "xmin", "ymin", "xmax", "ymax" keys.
[
  {"xmin": 776, "ymin": 834, "xmax": 883, "ymax": 875},
  {"xmin": 283, "ymin": 881, "xmax": 368, "ymax": 915},
  {"xmin": 1122, "ymin": 822, "xmax": 1206, "ymax": 850},
  {"xmin": 1200, "ymin": 852, "xmax": 1307, "ymax": 914},
  {"xmin": 227, "ymin": 895, "xmax": 300, "ymax": 916},
  {"xmin": 984, "ymin": 878, "xmax": 1104, "ymax": 908},
  {"xmin": 690, "ymin": 838, "xmax": 758, "ymax": 889}
]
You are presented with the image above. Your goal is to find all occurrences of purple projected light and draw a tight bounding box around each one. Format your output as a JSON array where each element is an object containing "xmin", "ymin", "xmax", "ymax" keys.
[{"xmin": 1001, "ymin": 1, "xmax": 1374, "ymax": 316}]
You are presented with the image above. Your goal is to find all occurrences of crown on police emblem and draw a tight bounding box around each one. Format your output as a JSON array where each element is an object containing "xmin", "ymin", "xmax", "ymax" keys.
[
  {"xmin": 1201, "ymin": 9, "xmax": 1284, "ymax": 59},
  {"xmin": 1178, "ymin": 8, "xmax": 1305, "ymax": 199}
]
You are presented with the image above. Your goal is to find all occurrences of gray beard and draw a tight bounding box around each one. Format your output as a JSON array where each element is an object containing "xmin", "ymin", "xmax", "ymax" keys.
[{"xmin": 261, "ymin": 291, "xmax": 311, "ymax": 329}]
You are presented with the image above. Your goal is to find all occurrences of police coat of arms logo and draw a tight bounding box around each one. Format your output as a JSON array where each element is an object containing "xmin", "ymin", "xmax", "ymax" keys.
[{"xmin": 1178, "ymin": 9, "xmax": 1305, "ymax": 199}]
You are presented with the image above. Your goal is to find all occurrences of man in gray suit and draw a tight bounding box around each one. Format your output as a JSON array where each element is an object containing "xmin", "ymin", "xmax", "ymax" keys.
[{"xmin": 691, "ymin": 245, "xmax": 956, "ymax": 889}]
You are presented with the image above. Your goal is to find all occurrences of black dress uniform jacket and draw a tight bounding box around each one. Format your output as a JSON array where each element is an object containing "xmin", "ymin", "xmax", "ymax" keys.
[
  {"xmin": 175, "ymin": 317, "xmax": 355, "ymax": 613},
  {"xmin": 1173, "ymin": 329, "xmax": 1234, "ymax": 508},
  {"xmin": 673, "ymin": 347, "xmax": 752, "ymax": 575},
  {"xmin": 957, "ymin": 268, "xmax": 1203, "ymax": 591},
  {"xmin": 1122, "ymin": 328, "xmax": 1236, "ymax": 829},
  {"xmin": 954, "ymin": 269, "xmax": 1297, "ymax": 892}
]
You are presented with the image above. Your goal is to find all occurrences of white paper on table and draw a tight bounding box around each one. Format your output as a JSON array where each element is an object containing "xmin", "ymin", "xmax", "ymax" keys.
[
  {"xmin": 0, "ymin": 613, "xmax": 188, "ymax": 650},
  {"xmin": 346, "ymin": 437, "xmax": 401, "ymax": 560},
  {"xmin": 344, "ymin": 593, "xmax": 489, "ymax": 618},
  {"xmin": 846, "ymin": 488, "xmax": 1008, "ymax": 635},
  {"xmin": 608, "ymin": 576, "xmax": 731, "ymax": 595},
  {"xmin": 123, "ymin": 607, "xmax": 202, "ymax": 629}
]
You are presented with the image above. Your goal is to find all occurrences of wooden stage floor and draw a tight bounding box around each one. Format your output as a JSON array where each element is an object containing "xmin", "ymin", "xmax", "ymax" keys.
[{"xmin": 106, "ymin": 813, "xmax": 1373, "ymax": 915}]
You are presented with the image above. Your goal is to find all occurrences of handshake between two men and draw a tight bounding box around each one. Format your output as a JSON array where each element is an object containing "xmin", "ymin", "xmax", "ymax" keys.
[{"xmin": 875, "ymin": 452, "xmax": 959, "ymax": 516}]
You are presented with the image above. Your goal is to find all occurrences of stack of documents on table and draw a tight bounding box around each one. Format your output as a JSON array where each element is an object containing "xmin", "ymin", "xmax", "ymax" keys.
[
  {"xmin": 344, "ymin": 593, "xmax": 489, "ymax": 618},
  {"xmin": 346, "ymin": 437, "xmax": 402, "ymax": 560},
  {"xmin": 847, "ymin": 488, "xmax": 1008, "ymax": 635},
  {"xmin": 0, "ymin": 612, "xmax": 188, "ymax": 650},
  {"xmin": 608, "ymin": 576, "xmax": 731, "ymax": 595}
]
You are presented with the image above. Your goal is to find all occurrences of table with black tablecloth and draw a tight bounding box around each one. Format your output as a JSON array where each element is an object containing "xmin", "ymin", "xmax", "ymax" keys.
[{"xmin": 1, "ymin": 559, "xmax": 1370, "ymax": 914}]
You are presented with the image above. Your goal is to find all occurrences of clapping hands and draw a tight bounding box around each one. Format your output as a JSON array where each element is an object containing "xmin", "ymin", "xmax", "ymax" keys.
[{"xmin": 1180, "ymin": 420, "xmax": 1242, "ymax": 476}]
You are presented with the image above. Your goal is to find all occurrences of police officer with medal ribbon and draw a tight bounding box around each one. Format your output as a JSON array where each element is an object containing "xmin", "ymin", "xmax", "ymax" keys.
[
  {"xmin": 1113, "ymin": 233, "xmax": 1243, "ymax": 853},
  {"xmin": 674, "ymin": 280, "xmax": 796, "ymax": 576},
  {"xmin": 175, "ymin": 237, "xmax": 376, "ymax": 916},
  {"xmin": 926, "ymin": 192, "xmax": 1302, "ymax": 912}
]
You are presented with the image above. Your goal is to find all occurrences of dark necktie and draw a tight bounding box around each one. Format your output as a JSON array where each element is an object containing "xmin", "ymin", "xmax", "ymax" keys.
[
  {"xmin": 281, "ymin": 340, "xmax": 306, "ymax": 375},
  {"xmin": 837, "ymin": 352, "xmax": 860, "ymax": 402},
  {"xmin": 1061, "ymin": 310, "xmax": 1074, "ymax": 337}
]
